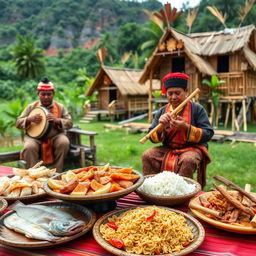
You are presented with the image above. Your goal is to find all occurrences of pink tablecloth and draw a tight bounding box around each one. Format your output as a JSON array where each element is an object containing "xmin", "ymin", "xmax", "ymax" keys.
[{"xmin": 0, "ymin": 166, "xmax": 256, "ymax": 256}]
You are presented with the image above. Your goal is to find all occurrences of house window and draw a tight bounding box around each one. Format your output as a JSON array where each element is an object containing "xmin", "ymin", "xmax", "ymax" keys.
[
  {"xmin": 217, "ymin": 55, "xmax": 229, "ymax": 72},
  {"xmin": 172, "ymin": 57, "xmax": 185, "ymax": 72}
]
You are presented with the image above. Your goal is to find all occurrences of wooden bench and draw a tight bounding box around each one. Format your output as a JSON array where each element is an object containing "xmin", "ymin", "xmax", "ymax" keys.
[{"xmin": 0, "ymin": 127, "xmax": 98, "ymax": 168}]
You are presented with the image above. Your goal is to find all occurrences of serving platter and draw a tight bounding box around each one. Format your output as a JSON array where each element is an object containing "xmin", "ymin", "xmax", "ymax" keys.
[
  {"xmin": 43, "ymin": 167, "xmax": 144, "ymax": 204},
  {"xmin": 0, "ymin": 175, "xmax": 48, "ymax": 202},
  {"xmin": 189, "ymin": 191, "xmax": 256, "ymax": 234},
  {"xmin": 93, "ymin": 205, "xmax": 205, "ymax": 256},
  {"xmin": 0, "ymin": 201, "xmax": 96, "ymax": 248}
]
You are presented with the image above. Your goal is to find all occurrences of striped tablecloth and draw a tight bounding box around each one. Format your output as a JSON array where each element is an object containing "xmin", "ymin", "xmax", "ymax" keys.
[{"xmin": 0, "ymin": 166, "xmax": 255, "ymax": 256}]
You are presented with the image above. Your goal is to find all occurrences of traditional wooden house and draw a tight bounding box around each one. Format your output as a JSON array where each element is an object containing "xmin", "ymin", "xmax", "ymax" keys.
[
  {"xmin": 139, "ymin": 24, "xmax": 256, "ymax": 128},
  {"xmin": 85, "ymin": 65, "xmax": 159, "ymax": 121}
]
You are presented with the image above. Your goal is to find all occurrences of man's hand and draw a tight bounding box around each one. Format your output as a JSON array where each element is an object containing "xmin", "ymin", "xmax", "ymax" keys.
[
  {"xmin": 28, "ymin": 113, "xmax": 42, "ymax": 124},
  {"xmin": 159, "ymin": 114, "xmax": 189, "ymax": 131},
  {"xmin": 159, "ymin": 112, "xmax": 172, "ymax": 126},
  {"xmin": 46, "ymin": 113, "xmax": 61, "ymax": 125},
  {"xmin": 169, "ymin": 116, "xmax": 189, "ymax": 131}
]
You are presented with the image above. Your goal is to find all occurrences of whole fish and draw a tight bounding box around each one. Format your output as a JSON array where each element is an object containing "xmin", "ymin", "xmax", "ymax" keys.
[
  {"xmin": 4, "ymin": 213, "xmax": 59, "ymax": 242},
  {"xmin": 13, "ymin": 202, "xmax": 85, "ymax": 236}
]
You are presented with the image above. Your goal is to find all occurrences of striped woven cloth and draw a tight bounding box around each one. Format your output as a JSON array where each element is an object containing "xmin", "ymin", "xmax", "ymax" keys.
[{"xmin": 0, "ymin": 166, "xmax": 255, "ymax": 256}]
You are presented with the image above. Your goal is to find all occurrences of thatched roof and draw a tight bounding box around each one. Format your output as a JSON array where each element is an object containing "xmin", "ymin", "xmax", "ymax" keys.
[
  {"xmin": 190, "ymin": 25, "xmax": 255, "ymax": 56},
  {"xmin": 140, "ymin": 25, "xmax": 256, "ymax": 83},
  {"xmin": 86, "ymin": 66, "xmax": 160, "ymax": 96}
]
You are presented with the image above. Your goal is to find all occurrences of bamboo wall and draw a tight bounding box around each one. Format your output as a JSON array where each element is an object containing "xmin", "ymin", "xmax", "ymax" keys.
[
  {"xmin": 98, "ymin": 89, "xmax": 109, "ymax": 109},
  {"xmin": 218, "ymin": 72, "xmax": 245, "ymax": 95},
  {"xmin": 245, "ymin": 70, "xmax": 256, "ymax": 96}
]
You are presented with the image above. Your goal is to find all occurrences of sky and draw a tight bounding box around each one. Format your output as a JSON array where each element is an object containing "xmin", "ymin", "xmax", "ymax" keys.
[{"xmin": 158, "ymin": 0, "xmax": 201, "ymax": 9}]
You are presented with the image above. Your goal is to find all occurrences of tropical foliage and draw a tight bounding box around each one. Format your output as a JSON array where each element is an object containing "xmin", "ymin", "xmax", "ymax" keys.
[
  {"xmin": 12, "ymin": 35, "xmax": 45, "ymax": 79},
  {"xmin": 202, "ymin": 75, "xmax": 225, "ymax": 127}
]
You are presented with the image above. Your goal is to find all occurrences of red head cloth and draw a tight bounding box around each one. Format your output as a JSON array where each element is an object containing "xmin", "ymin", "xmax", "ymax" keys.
[
  {"xmin": 37, "ymin": 78, "xmax": 54, "ymax": 91},
  {"xmin": 161, "ymin": 72, "xmax": 189, "ymax": 95}
]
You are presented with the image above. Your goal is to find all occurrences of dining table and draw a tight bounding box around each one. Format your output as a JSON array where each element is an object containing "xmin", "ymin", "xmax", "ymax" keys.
[{"xmin": 0, "ymin": 165, "xmax": 255, "ymax": 256}]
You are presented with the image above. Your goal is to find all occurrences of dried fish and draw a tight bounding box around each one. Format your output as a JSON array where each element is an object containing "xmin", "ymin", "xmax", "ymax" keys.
[
  {"xmin": 14, "ymin": 202, "xmax": 85, "ymax": 236},
  {"xmin": 4, "ymin": 213, "xmax": 59, "ymax": 242}
]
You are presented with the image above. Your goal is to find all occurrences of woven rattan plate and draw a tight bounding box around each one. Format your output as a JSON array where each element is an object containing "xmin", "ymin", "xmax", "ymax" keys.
[
  {"xmin": 135, "ymin": 175, "xmax": 201, "ymax": 206},
  {"xmin": 189, "ymin": 191, "xmax": 256, "ymax": 234},
  {"xmin": 93, "ymin": 205, "xmax": 205, "ymax": 256},
  {"xmin": 0, "ymin": 201, "xmax": 96, "ymax": 248},
  {"xmin": 0, "ymin": 198, "xmax": 7, "ymax": 214},
  {"xmin": 1, "ymin": 175, "xmax": 47, "ymax": 202},
  {"xmin": 43, "ymin": 167, "xmax": 144, "ymax": 204}
]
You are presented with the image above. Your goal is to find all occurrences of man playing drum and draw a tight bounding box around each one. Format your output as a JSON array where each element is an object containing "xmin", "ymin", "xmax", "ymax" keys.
[
  {"xmin": 16, "ymin": 77, "xmax": 73, "ymax": 172},
  {"xmin": 142, "ymin": 73, "xmax": 214, "ymax": 187}
]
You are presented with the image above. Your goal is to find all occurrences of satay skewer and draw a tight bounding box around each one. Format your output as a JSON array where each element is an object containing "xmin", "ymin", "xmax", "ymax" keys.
[
  {"xmin": 213, "ymin": 183, "xmax": 255, "ymax": 217},
  {"xmin": 189, "ymin": 201, "xmax": 222, "ymax": 218},
  {"xmin": 242, "ymin": 184, "xmax": 256, "ymax": 226},
  {"xmin": 214, "ymin": 175, "xmax": 256, "ymax": 204},
  {"xmin": 242, "ymin": 184, "xmax": 252, "ymax": 206}
]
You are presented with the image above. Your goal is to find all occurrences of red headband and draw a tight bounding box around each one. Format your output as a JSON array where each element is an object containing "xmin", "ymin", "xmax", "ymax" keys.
[{"xmin": 37, "ymin": 83, "xmax": 54, "ymax": 91}]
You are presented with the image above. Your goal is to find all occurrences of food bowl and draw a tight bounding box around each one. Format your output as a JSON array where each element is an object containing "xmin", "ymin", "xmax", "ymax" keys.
[
  {"xmin": 135, "ymin": 174, "xmax": 201, "ymax": 206},
  {"xmin": 93, "ymin": 206, "xmax": 205, "ymax": 256},
  {"xmin": 43, "ymin": 167, "xmax": 144, "ymax": 206}
]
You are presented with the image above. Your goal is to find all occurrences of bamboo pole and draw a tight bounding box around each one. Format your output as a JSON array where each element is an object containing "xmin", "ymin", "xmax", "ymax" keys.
[
  {"xmin": 139, "ymin": 88, "xmax": 200, "ymax": 144},
  {"xmin": 224, "ymin": 102, "xmax": 230, "ymax": 128},
  {"xmin": 242, "ymin": 99, "xmax": 247, "ymax": 132},
  {"xmin": 231, "ymin": 101, "xmax": 235, "ymax": 131},
  {"xmin": 209, "ymin": 102, "xmax": 214, "ymax": 125},
  {"xmin": 148, "ymin": 70, "xmax": 153, "ymax": 124}
]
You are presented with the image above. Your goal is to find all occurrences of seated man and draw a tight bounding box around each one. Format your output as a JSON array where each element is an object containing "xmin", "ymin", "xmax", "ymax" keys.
[
  {"xmin": 142, "ymin": 73, "xmax": 214, "ymax": 187},
  {"xmin": 16, "ymin": 77, "xmax": 73, "ymax": 172}
]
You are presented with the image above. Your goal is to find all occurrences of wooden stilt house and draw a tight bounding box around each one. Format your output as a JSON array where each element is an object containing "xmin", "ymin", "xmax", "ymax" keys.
[
  {"xmin": 139, "ymin": 23, "xmax": 256, "ymax": 128},
  {"xmin": 85, "ymin": 65, "xmax": 159, "ymax": 121}
]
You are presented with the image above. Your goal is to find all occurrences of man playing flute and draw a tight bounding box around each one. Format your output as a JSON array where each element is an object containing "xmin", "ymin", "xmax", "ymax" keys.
[
  {"xmin": 142, "ymin": 73, "xmax": 214, "ymax": 187},
  {"xmin": 16, "ymin": 77, "xmax": 73, "ymax": 172}
]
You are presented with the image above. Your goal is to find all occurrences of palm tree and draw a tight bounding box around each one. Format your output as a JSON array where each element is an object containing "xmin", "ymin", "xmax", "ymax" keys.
[
  {"xmin": 12, "ymin": 35, "xmax": 45, "ymax": 79},
  {"xmin": 97, "ymin": 32, "xmax": 116, "ymax": 65}
]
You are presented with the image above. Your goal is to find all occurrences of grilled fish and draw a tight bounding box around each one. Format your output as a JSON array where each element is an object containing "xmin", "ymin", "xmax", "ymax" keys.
[
  {"xmin": 4, "ymin": 213, "xmax": 59, "ymax": 242},
  {"xmin": 13, "ymin": 202, "xmax": 85, "ymax": 236}
]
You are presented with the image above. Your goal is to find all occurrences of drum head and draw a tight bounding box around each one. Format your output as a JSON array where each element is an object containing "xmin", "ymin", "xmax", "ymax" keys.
[{"xmin": 27, "ymin": 107, "xmax": 52, "ymax": 139}]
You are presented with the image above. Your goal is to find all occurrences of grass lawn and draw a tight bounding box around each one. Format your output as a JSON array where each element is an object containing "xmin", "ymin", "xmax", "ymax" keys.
[{"xmin": 1, "ymin": 119, "xmax": 255, "ymax": 192}]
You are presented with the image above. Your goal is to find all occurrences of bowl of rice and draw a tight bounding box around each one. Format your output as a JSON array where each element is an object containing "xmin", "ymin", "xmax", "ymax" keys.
[{"xmin": 135, "ymin": 172, "xmax": 201, "ymax": 206}]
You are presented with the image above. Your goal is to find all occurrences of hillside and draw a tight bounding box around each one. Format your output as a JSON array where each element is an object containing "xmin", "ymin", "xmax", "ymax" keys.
[{"xmin": 0, "ymin": 0, "xmax": 162, "ymax": 54}]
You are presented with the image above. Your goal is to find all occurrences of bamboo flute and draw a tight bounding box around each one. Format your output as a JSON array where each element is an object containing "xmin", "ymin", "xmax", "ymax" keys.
[{"xmin": 139, "ymin": 88, "xmax": 200, "ymax": 144}]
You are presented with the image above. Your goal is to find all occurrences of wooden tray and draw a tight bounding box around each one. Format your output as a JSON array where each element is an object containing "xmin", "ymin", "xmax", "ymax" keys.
[
  {"xmin": 189, "ymin": 191, "xmax": 256, "ymax": 234},
  {"xmin": 93, "ymin": 205, "xmax": 205, "ymax": 256},
  {"xmin": 0, "ymin": 201, "xmax": 96, "ymax": 248},
  {"xmin": 43, "ymin": 167, "xmax": 144, "ymax": 204},
  {"xmin": 1, "ymin": 175, "xmax": 48, "ymax": 202},
  {"xmin": 0, "ymin": 198, "xmax": 7, "ymax": 213}
]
